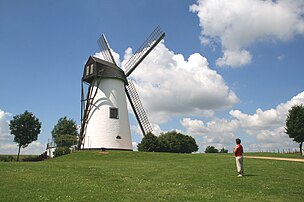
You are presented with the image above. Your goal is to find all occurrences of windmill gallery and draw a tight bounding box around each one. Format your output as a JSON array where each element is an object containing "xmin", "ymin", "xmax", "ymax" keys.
[{"xmin": 78, "ymin": 27, "xmax": 165, "ymax": 150}]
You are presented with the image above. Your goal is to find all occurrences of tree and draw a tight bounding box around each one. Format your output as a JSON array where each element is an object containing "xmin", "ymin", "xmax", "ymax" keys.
[
  {"xmin": 219, "ymin": 147, "xmax": 228, "ymax": 153},
  {"xmin": 51, "ymin": 117, "xmax": 78, "ymax": 147},
  {"xmin": 157, "ymin": 131, "xmax": 198, "ymax": 153},
  {"xmin": 9, "ymin": 111, "xmax": 41, "ymax": 161},
  {"xmin": 205, "ymin": 146, "xmax": 218, "ymax": 153},
  {"xmin": 285, "ymin": 104, "xmax": 304, "ymax": 156},
  {"xmin": 53, "ymin": 147, "xmax": 71, "ymax": 157},
  {"xmin": 137, "ymin": 132, "xmax": 158, "ymax": 152}
]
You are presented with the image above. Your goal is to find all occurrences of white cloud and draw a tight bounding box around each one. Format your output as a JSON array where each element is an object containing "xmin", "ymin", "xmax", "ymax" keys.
[
  {"xmin": 125, "ymin": 42, "xmax": 239, "ymax": 124},
  {"xmin": 151, "ymin": 123, "xmax": 163, "ymax": 136},
  {"xmin": 230, "ymin": 91, "xmax": 304, "ymax": 131},
  {"xmin": 181, "ymin": 117, "xmax": 238, "ymax": 150},
  {"xmin": 230, "ymin": 92, "xmax": 304, "ymax": 150},
  {"xmin": 181, "ymin": 91, "xmax": 304, "ymax": 152},
  {"xmin": 190, "ymin": 0, "xmax": 304, "ymax": 67},
  {"xmin": 132, "ymin": 141, "xmax": 138, "ymax": 151},
  {"xmin": 0, "ymin": 109, "xmax": 46, "ymax": 155},
  {"xmin": 94, "ymin": 48, "xmax": 122, "ymax": 67},
  {"xmin": 19, "ymin": 141, "xmax": 46, "ymax": 155},
  {"xmin": 216, "ymin": 49, "xmax": 252, "ymax": 67},
  {"xmin": 0, "ymin": 109, "xmax": 11, "ymax": 142}
]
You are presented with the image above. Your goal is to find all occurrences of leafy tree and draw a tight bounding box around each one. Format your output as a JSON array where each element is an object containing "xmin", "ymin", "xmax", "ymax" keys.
[
  {"xmin": 205, "ymin": 146, "xmax": 218, "ymax": 153},
  {"xmin": 219, "ymin": 147, "xmax": 228, "ymax": 153},
  {"xmin": 53, "ymin": 147, "xmax": 71, "ymax": 157},
  {"xmin": 137, "ymin": 132, "xmax": 158, "ymax": 152},
  {"xmin": 9, "ymin": 111, "xmax": 41, "ymax": 161},
  {"xmin": 285, "ymin": 104, "xmax": 304, "ymax": 156},
  {"xmin": 52, "ymin": 117, "xmax": 78, "ymax": 147},
  {"xmin": 157, "ymin": 131, "xmax": 198, "ymax": 153}
]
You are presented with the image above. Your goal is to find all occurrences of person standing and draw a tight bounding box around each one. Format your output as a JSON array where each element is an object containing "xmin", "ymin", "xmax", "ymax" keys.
[{"xmin": 233, "ymin": 138, "xmax": 244, "ymax": 177}]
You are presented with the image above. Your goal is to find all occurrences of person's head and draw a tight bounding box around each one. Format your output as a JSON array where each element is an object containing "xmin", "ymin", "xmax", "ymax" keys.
[{"xmin": 236, "ymin": 138, "xmax": 241, "ymax": 144}]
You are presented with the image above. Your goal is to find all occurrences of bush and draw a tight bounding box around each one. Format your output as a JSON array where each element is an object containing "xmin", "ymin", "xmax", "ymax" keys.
[
  {"xmin": 54, "ymin": 147, "xmax": 71, "ymax": 157},
  {"xmin": 22, "ymin": 152, "xmax": 48, "ymax": 162},
  {"xmin": 205, "ymin": 146, "xmax": 219, "ymax": 153},
  {"xmin": 157, "ymin": 131, "xmax": 198, "ymax": 153},
  {"xmin": 0, "ymin": 155, "xmax": 15, "ymax": 162},
  {"xmin": 205, "ymin": 146, "xmax": 228, "ymax": 153},
  {"xmin": 219, "ymin": 148, "xmax": 228, "ymax": 153},
  {"xmin": 138, "ymin": 132, "xmax": 158, "ymax": 152},
  {"xmin": 137, "ymin": 131, "xmax": 198, "ymax": 154}
]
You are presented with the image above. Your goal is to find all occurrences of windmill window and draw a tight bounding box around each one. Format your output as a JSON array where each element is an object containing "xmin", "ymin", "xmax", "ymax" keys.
[
  {"xmin": 90, "ymin": 64, "xmax": 94, "ymax": 74},
  {"xmin": 86, "ymin": 66, "xmax": 90, "ymax": 76},
  {"xmin": 116, "ymin": 136, "xmax": 122, "ymax": 140},
  {"xmin": 109, "ymin": 108, "xmax": 119, "ymax": 119}
]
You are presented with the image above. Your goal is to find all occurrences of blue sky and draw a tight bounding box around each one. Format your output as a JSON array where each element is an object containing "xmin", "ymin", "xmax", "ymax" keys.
[{"xmin": 1, "ymin": 0, "xmax": 304, "ymax": 154}]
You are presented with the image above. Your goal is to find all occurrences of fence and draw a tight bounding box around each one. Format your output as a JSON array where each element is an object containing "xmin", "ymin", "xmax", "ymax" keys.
[{"xmin": 257, "ymin": 148, "xmax": 301, "ymax": 154}]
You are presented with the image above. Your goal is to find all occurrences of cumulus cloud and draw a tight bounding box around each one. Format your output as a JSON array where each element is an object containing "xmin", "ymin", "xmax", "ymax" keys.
[
  {"xmin": 190, "ymin": 0, "xmax": 304, "ymax": 67},
  {"xmin": 230, "ymin": 92, "xmax": 304, "ymax": 131},
  {"xmin": 94, "ymin": 48, "xmax": 122, "ymax": 67},
  {"xmin": 181, "ymin": 117, "xmax": 238, "ymax": 150},
  {"xmin": 132, "ymin": 141, "xmax": 138, "ymax": 151},
  {"xmin": 216, "ymin": 50, "xmax": 252, "ymax": 67},
  {"xmin": 181, "ymin": 91, "xmax": 304, "ymax": 152},
  {"xmin": 125, "ymin": 42, "xmax": 239, "ymax": 124},
  {"xmin": 0, "ymin": 109, "xmax": 45, "ymax": 155},
  {"xmin": 0, "ymin": 109, "xmax": 11, "ymax": 142},
  {"xmin": 230, "ymin": 92, "xmax": 304, "ymax": 148}
]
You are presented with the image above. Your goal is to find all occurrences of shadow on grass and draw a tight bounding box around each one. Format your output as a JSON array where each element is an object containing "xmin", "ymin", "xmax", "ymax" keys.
[{"xmin": 244, "ymin": 174, "xmax": 257, "ymax": 177}]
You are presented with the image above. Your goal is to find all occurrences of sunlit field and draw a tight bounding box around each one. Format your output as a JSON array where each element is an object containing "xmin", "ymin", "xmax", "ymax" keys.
[{"xmin": 0, "ymin": 151, "xmax": 303, "ymax": 201}]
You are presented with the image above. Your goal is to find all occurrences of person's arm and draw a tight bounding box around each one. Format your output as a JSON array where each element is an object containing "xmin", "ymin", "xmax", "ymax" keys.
[{"xmin": 233, "ymin": 145, "xmax": 239, "ymax": 154}]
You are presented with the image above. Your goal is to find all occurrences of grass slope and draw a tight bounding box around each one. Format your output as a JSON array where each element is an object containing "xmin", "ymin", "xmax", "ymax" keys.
[{"xmin": 0, "ymin": 151, "xmax": 303, "ymax": 201}]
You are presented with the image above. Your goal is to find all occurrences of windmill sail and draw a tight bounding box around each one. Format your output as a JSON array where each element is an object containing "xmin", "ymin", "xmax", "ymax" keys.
[
  {"xmin": 97, "ymin": 34, "xmax": 117, "ymax": 65},
  {"xmin": 124, "ymin": 26, "xmax": 165, "ymax": 77},
  {"xmin": 125, "ymin": 80, "xmax": 153, "ymax": 135}
]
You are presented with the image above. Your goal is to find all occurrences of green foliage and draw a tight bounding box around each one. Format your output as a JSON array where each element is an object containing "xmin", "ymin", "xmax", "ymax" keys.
[
  {"xmin": 219, "ymin": 147, "xmax": 228, "ymax": 153},
  {"xmin": 285, "ymin": 104, "xmax": 304, "ymax": 155},
  {"xmin": 157, "ymin": 131, "xmax": 198, "ymax": 153},
  {"xmin": 52, "ymin": 117, "xmax": 78, "ymax": 147},
  {"xmin": 137, "ymin": 131, "xmax": 198, "ymax": 153},
  {"xmin": 137, "ymin": 132, "xmax": 158, "ymax": 152},
  {"xmin": 22, "ymin": 152, "xmax": 48, "ymax": 162},
  {"xmin": 205, "ymin": 146, "xmax": 219, "ymax": 153},
  {"xmin": 9, "ymin": 110, "xmax": 41, "ymax": 161},
  {"xmin": 53, "ymin": 147, "xmax": 71, "ymax": 157},
  {"xmin": 204, "ymin": 146, "xmax": 228, "ymax": 153},
  {"xmin": 0, "ymin": 155, "xmax": 15, "ymax": 162}
]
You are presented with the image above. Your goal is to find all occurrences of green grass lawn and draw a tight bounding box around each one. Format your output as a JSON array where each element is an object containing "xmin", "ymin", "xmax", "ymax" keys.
[
  {"xmin": 245, "ymin": 152, "xmax": 304, "ymax": 158},
  {"xmin": 0, "ymin": 151, "xmax": 303, "ymax": 201}
]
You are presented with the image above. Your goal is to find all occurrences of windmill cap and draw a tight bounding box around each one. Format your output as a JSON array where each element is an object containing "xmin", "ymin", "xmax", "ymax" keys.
[{"xmin": 83, "ymin": 56, "xmax": 127, "ymax": 84}]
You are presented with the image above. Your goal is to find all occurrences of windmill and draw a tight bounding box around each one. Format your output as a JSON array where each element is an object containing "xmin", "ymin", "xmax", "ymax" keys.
[{"xmin": 78, "ymin": 26, "xmax": 165, "ymax": 150}]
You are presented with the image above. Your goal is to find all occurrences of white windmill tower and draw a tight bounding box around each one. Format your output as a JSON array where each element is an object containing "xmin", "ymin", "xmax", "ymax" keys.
[{"xmin": 78, "ymin": 27, "xmax": 165, "ymax": 150}]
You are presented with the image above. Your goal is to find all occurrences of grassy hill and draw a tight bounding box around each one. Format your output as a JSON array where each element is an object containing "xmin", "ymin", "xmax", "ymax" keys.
[{"xmin": 0, "ymin": 151, "xmax": 303, "ymax": 201}]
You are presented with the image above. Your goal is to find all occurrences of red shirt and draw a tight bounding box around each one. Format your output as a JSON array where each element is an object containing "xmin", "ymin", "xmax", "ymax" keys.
[{"xmin": 234, "ymin": 144, "xmax": 243, "ymax": 156}]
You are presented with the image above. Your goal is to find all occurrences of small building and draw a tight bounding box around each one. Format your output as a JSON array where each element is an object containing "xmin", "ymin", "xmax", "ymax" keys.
[{"xmin": 46, "ymin": 142, "xmax": 56, "ymax": 158}]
